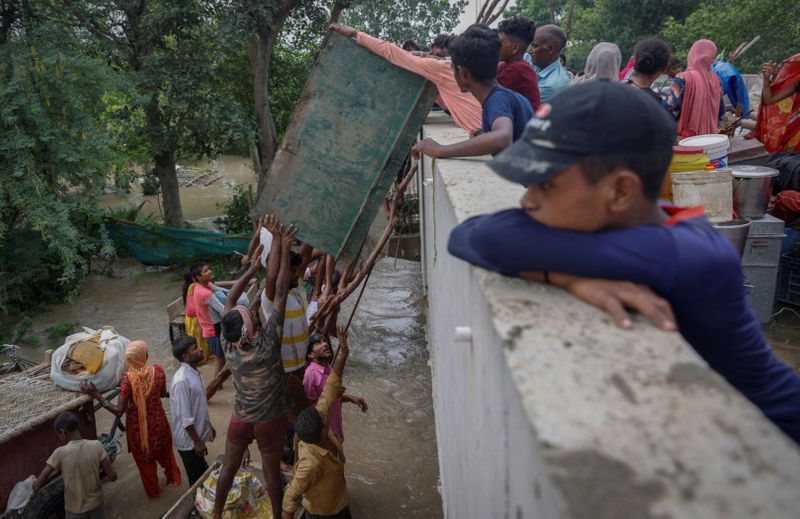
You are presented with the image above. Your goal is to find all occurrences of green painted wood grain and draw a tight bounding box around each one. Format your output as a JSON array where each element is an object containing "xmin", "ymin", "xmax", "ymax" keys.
[{"xmin": 254, "ymin": 31, "xmax": 437, "ymax": 259}]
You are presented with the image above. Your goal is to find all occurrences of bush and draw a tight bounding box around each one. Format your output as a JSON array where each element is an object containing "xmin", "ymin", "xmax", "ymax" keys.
[{"xmin": 219, "ymin": 184, "xmax": 254, "ymax": 234}]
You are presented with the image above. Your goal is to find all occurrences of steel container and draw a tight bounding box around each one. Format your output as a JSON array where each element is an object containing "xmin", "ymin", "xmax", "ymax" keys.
[
  {"xmin": 731, "ymin": 165, "xmax": 779, "ymax": 219},
  {"xmin": 713, "ymin": 219, "xmax": 751, "ymax": 258}
]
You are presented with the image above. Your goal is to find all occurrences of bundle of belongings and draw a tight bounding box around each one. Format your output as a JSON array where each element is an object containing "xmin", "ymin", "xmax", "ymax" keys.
[
  {"xmin": 60, "ymin": 335, "xmax": 105, "ymax": 376},
  {"xmin": 50, "ymin": 327, "xmax": 130, "ymax": 392},
  {"xmin": 195, "ymin": 463, "xmax": 271, "ymax": 519}
]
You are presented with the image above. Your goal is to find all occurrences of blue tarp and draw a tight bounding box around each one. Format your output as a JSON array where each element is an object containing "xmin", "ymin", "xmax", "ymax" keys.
[{"xmin": 713, "ymin": 61, "xmax": 750, "ymax": 117}]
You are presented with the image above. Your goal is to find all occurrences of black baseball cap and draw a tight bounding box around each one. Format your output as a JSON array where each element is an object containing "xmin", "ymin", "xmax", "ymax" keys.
[{"xmin": 488, "ymin": 81, "xmax": 677, "ymax": 186}]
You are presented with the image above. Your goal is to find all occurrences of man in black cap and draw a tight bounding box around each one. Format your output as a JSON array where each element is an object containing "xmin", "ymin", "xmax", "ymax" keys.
[{"xmin": 448, "ymin": 81, "xmax": 800, "ymax": 445}]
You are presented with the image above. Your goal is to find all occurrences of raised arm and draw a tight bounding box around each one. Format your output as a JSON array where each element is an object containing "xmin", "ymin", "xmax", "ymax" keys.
[
  {"xmin": 330, "ymin": 23, "xmax": 445, "ymax": 83},
  {"xmin": 761, "ymin": 62, "xmax": 799, "ymax": 105},
  {"xmin": 263, "ymin": 215, "xmax": 280, "ymax": 301},
  {"xmin": 224, "ymin": 243, "xmax": 263, "ymax": 314},
  {"xmin": 240, "ymin": 219, "xmax": 262, "ymax": 267},
  {"xmin": 311, "ymin": 256, "xmax": 326, "ymax": 300},
  {"xmin": 298, "ymin": 242, "xmax": 314, "ymax": 278},
  {"xmin": 273, "ymin": 225, "xmax": 297, "ymax": 317},
  {"xmin": 332, "ymin": 326, "xmax": 350, "ymax": 378}
]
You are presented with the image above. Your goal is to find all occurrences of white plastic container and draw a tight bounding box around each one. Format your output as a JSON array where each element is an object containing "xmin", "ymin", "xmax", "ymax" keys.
[
  {"xmin": 672, "ymin": 169, "xmax": 733, "ymax": 223},
  {"xmin": 679, "ymin": 134, "xmax": 730, "ymax": 168}
]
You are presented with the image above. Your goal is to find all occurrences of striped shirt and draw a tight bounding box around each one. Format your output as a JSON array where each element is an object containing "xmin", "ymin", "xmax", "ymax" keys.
[{"xmin": 261, "ymin": 283, "xmax": 309, "ymax": 373}]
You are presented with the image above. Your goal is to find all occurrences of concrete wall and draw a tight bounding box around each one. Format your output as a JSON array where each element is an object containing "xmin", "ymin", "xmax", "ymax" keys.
[{"xmin": 418, "ymin": 114, "xmax": 800, "ymax": 519}]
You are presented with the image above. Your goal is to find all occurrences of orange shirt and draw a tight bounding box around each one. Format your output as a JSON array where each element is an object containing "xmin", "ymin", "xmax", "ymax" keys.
[{"xmin": 355, "ymin": 32, "xmax": 482, "ymax": 132}]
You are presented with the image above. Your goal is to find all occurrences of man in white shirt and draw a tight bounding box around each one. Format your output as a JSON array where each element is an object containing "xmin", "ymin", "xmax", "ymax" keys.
[{"xmin": 170, "ymin": 336, "xmax": 215, "ymax": 484}]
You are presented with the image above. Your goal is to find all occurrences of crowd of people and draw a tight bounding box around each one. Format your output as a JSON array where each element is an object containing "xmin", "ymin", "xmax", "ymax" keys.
[
  {"xmin": 29, "ymin": 16, "xmax": 800, "ymax": 519},
  {"xmin": 337, "ymin": 18, "xmax": 800, "ymax": 448},
  {"xmin": 34, "ymin": 217, "xmax": 364, "ymax": 518}
]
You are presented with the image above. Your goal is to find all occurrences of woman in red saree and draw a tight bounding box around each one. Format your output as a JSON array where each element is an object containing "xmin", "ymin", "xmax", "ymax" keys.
[
  {"xmin": 83, "ymin": 341, "xmax": 181, "ymax": 497},
  {"xmin": 753, "ymin": 54, "xmax": 800, "ymax": 153}
]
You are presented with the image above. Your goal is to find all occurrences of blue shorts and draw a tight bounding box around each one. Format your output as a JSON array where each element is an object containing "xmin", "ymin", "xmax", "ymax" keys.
[{"xmin": 207, "ymin": 336, "xmax": 223, "ymax": 357}]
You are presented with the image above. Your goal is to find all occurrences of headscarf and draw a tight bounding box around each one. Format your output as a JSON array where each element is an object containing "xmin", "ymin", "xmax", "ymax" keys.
[
  {"xmin": 572, "ymin": 43, "xmax": 621, "ymax": 85},
  {"xmin": 677, "ymin": 39, "xmax": 722, "ymax": 137},
  {"xmin": 125, "ymin": 341, "xmax": 156, "ymax": 454},
  {"xmin": 234, "ymin": 304, "xmax": 260, "ymax": 344}
]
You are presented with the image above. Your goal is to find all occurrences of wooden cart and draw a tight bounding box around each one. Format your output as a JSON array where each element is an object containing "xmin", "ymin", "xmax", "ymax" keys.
[{"xmin": 0, "ymin": 363, "xmax": 116, "ymax": 517}]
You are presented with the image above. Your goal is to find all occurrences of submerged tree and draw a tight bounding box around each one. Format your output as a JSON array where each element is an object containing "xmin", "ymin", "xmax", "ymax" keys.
[{"xmin": 62, "ymin": 0, "xmax": 251, "ymax": 227}]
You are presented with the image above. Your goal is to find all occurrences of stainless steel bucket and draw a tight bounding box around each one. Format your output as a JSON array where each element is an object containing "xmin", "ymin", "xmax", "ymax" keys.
[
  {"xmin": 731, "ymin": 165, "xmax": 779, "ymax": 219},
  {"xmin": 713, "ymin": 219, "xmax": 751, "ymax": 258}
]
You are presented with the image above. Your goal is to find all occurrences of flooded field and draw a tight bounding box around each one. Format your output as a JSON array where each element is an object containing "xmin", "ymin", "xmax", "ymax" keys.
[
  {"xmin": 16, "ymin": 154, "xmax": 442, "ymax": 517},
  {"xmin": 26, "ymin": 257, "xmax": 441, "ymax": 518},
  {"xmin": 99, "ymin": 155, "xmax": 255, "ymax": 222}
]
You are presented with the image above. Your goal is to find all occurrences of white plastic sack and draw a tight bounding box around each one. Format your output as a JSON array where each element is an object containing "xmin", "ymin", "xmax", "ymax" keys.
[
  {"xmin": 50, "ymin": 326, "xmax": 130, "ymax": 392},
  {"xmin": 5, "ymin": 475, "xmax": 35, "ymax": 512}
]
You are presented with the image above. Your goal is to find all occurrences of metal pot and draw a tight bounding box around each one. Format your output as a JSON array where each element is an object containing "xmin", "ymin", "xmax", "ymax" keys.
[
  {"xmin": 713, "ymin": 219, "xmax": 751, "ymax": 258},
  {"xmin": 731, "ymin": 165, "xmax": 779, "ymax": 219}
]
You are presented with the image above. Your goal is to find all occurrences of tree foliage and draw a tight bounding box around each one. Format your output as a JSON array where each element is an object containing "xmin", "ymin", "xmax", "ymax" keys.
[
  {"xmin": 62, "ymin": 0, "xmax": 254, "ymax": 227},
  {"xmin": 663, "ymin": 0, "xmax": 800, "ymax": 74},
  {"xmin": 340, "ymin": 0, "xmax": 467, "ymax": 46},
  {"xmin": 508, "ymin": 0, "xmax": 792, "ymax": 74},
  {"xmin": 0, "ymin": 22, "xmax": 119, "ymax": 312}
]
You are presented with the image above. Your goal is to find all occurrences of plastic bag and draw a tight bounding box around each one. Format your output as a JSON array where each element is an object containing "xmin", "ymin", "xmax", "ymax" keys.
[
  {"xmin": 210, "ymin": 287, "xmax": 249, "ymax": 322},
  {"xmin": 5, "ymin": 475, "xmax": 35, "ymax": 512},
  {"xmin": 195, "ymin": 465, "xmax": 272, "ymax": 519},
  {"xmin": 50, "ymin": 327, "xmax": 130, "ymax": 392}
]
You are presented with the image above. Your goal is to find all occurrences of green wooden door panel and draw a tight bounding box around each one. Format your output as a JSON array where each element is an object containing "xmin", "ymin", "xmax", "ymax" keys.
[{"xmin": 254, "ymin": 31, "xmax": 437, "ymax": 259}]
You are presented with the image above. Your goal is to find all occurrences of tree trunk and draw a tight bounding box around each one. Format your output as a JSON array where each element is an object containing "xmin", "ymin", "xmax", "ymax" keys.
[
  {"xmin": 566, "ymin": 0, "xmax": 576, "ymax": 39},
  {"xmin": 329, "ymin": 0, "xmax": 349, "ymax": 24},
  {"xmin": 144, "ymin": 99, "xmax": 184, "ymax": 227},
  {"xmin": 154, "ymin": 151, "xmax": 184, "ymax": 227},
  {"xmin": 248, "ymin": 29, "xmax": 279, "ymax": 190},
  {"xmin": 548, "ymin": 0, "xmax": 556, "ymax": 23}
]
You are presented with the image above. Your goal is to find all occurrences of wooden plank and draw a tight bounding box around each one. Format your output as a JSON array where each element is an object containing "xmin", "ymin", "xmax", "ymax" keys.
[
  {"xmin": 254, "ymin": 31, "xmax": 438, "ymax": 259},
  {"xmin": 184, "ymin": 171, "xmax": 214, "ymax": 187},
  {"xmin": 203, "ymin": 175, "xmax": 223, "ymax": 186}
]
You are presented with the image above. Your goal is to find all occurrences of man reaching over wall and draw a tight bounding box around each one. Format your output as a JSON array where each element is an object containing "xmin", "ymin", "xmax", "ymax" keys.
[{"xmin": 411, "ymin": 24, "xmax": 533, "ymax": 160}]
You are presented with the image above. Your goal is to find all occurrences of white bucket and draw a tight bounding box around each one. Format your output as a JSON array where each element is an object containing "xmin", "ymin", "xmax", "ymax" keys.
[
  {"xmin": 672, "ymin": 169, "xmax": 733, "ymax": 223},
  {"xmin": 679, "ymin": 134, "xmax": 730, "ymax": 168}
]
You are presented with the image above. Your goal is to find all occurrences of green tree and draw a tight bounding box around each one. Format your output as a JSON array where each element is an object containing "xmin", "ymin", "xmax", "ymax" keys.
[
  {"xmin": 0, "ymin": 15, "xmax": 120, "ymax": 312},
  {"xmin": 663, "ymin": 0, "xmax": 800, "ymax": 74},
  {"xmin": 63, "ymin": 1, "xmax": 252, "ymax": 228},
  {"xmin": 339, "ymin": 0, "xmax": 466, "ymax": 47},
  {"xmin": 509, "ymin": 0, "xmax": 702, "ymax": 69}
]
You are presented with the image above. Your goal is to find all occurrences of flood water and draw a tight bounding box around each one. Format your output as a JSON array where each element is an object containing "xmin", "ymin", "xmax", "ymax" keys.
[
  {"xmin": 23, "ymin": 155, "xmax": 442, "ymax": 518},
  {"xmin": 99, "ymin": 156, "xmax": 256, "ymax": 221},
  {"xmin": 26, "ymin": 257, "xmax": 441, "ymax": 518}
]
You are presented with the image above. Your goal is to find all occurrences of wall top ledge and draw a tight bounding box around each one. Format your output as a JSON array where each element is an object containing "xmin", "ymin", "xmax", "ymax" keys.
[{"xmin": 423, "ymin": 114, "xmax": 800, "ymax": 518}]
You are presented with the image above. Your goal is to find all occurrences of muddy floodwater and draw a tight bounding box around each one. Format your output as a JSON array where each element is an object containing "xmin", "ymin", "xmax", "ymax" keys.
[
  {"xmin": 100, "ymin": 155, "xmax": 256, "ymax": 221},
  {"xmin": 24, "ymin": 154, "xmax": 442, "ymax": 517},
  {"xmin": 28, "ymin": 257, "xmax": 441, "ymax": 518}
]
